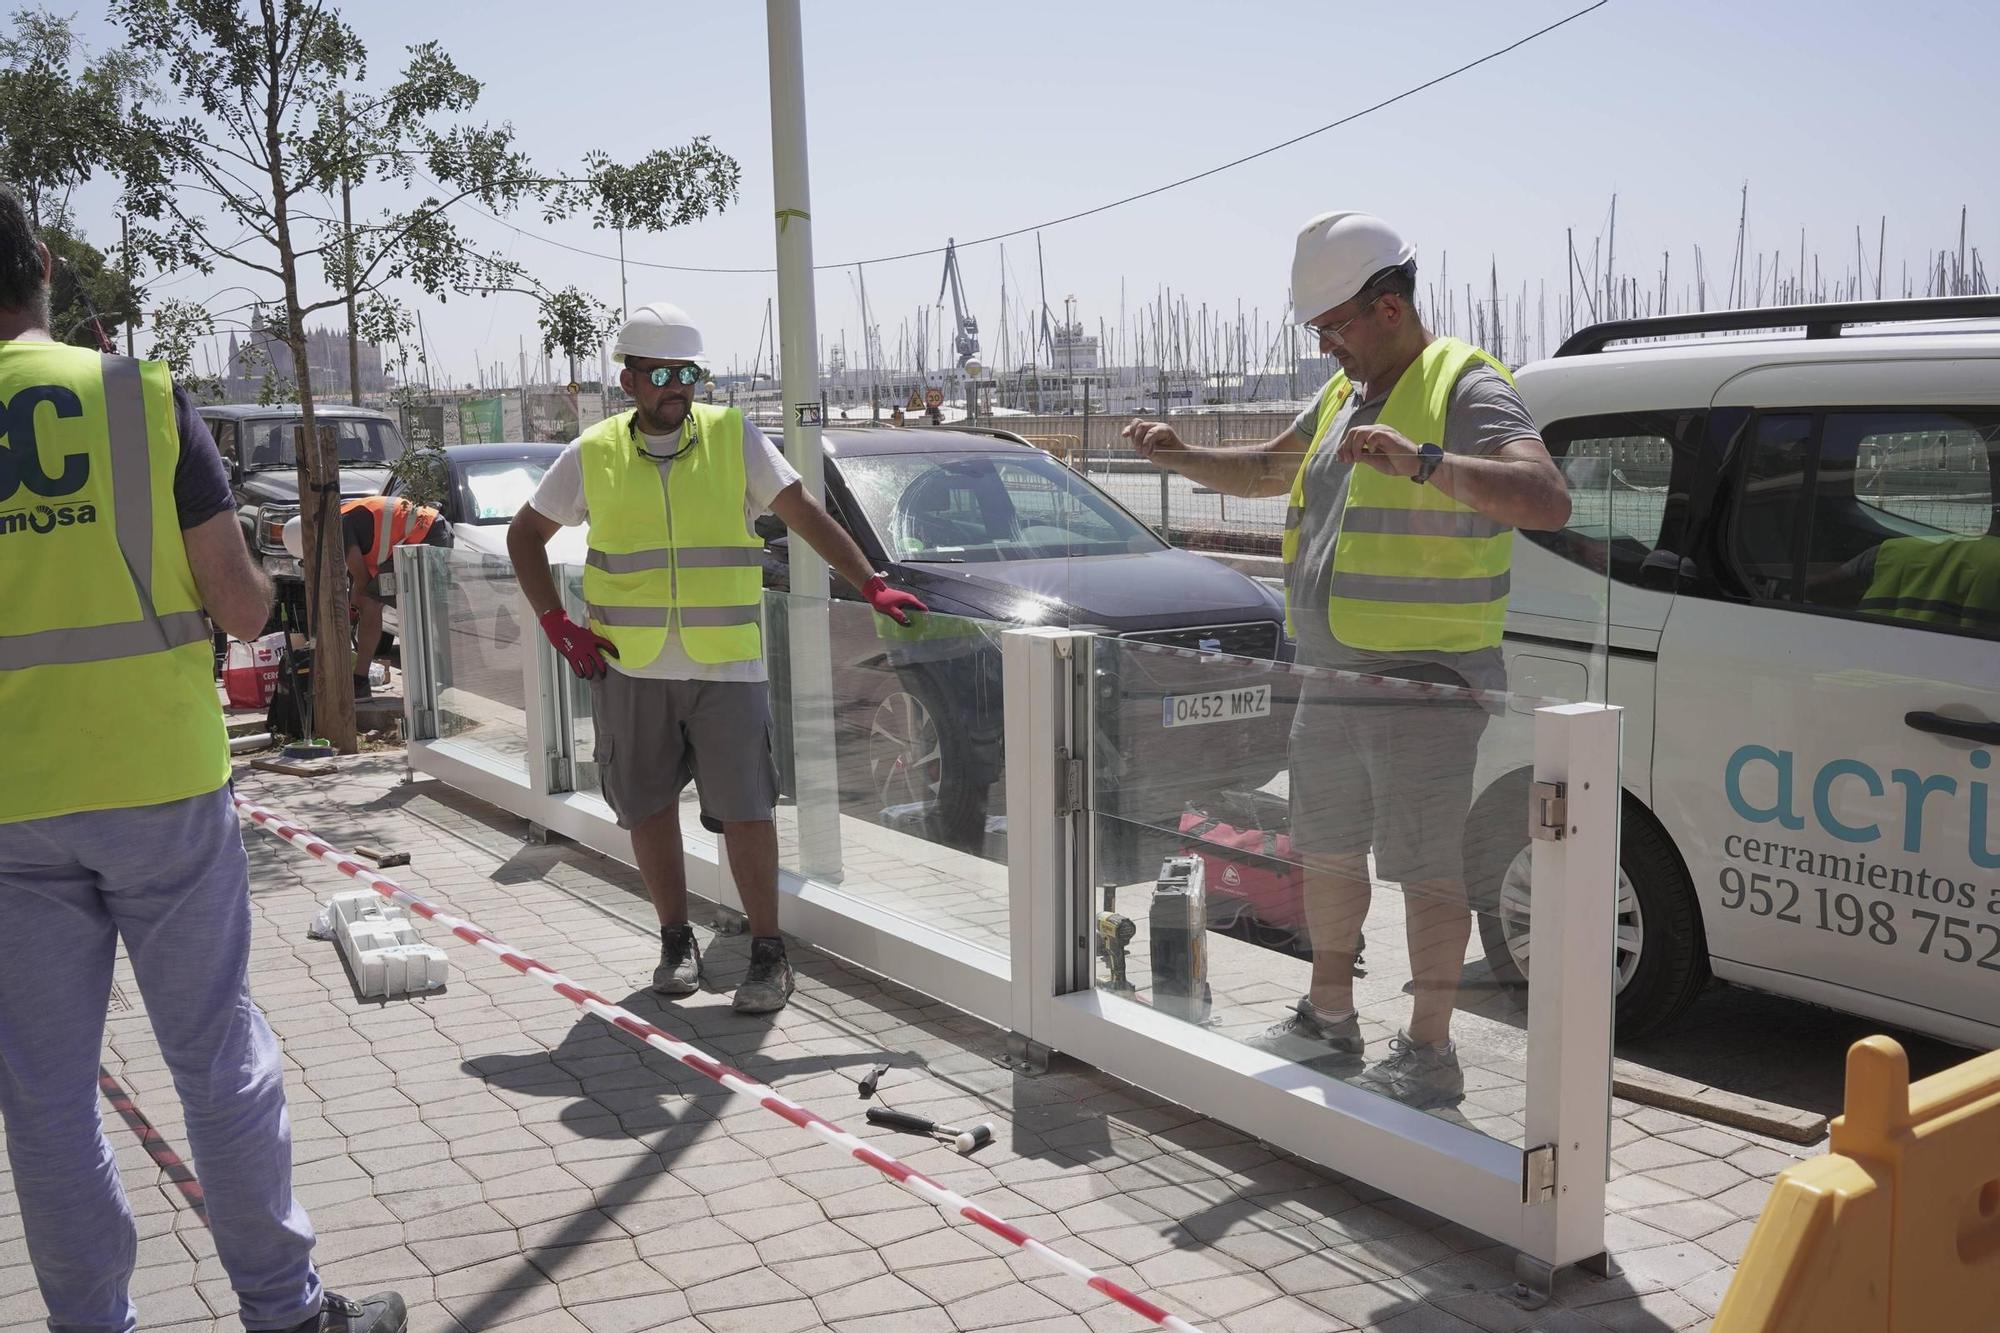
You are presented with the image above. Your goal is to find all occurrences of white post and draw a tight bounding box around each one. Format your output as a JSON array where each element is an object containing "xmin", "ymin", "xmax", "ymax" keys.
[
  {"xmin": 1519, "ymin": 701, "xmax": 1622, "ymax": 1300},
  {"xmin": 1003, "ymin": 628, "xmax": 1089, "ymax": 1042},
  {"xmin": 766, "ymin": 0, "xmax": 840, "ymax": 881}
]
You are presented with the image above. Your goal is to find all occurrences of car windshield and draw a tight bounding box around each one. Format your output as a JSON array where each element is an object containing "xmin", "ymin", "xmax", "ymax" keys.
[
  {"xmin": 840, "ymin": 450, "xmax": 1165, "ymax": 562},
  {"xmin": 238, "ymin": 418, "xmax": 403, "ymax": 471},
  {"xmin": 461, "ymin": 459, "xmax": 550, "ymax": 523}
]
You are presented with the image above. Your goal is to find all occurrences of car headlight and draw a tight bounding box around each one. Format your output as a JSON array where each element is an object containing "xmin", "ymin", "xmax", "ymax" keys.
[{"xmin": 258, "ymin": 508, "xmax": 296, "ymax": 552}]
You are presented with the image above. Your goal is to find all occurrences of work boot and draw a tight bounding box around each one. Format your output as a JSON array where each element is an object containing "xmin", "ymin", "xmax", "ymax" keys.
[
  {"xmin": 1351, "ymin": 1031, "xmax": 1465, "ymax": 1109},
  {"xmin": 732, "ymin": 935, "xmax": 795, "ymax": 1014},
  {"xmin": 275, "ymin": 1290, "xmax": 408, "ymax": 1333},
  {"xmin": 652, "ymin": 923, "xmax": 702, "ymax": 996},
  {"xmin": 1249, "ymin": 999, "xmax": 1364, "ymax": 1069}
]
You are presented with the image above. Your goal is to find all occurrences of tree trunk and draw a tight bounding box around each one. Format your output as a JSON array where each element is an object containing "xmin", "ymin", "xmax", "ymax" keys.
[{"xmin": 267, "ymin": 135, "xmax": 356, "ymax": 751}]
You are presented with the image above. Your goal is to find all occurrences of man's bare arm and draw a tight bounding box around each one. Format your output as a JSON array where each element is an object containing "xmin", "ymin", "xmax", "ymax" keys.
[
  {"xmin": 183, "ymin": 511, "xmax": 272, "ymax": 641},
  {"xmin": 769, "ymin": 482, "xmax": 878, "ymax": 592},
  {"xmin": 506, "ymin": 504, "xmax": 566, "ymax": 619},
  {"xmin": 1425, "ymin": 437, "xmax": 1572, "ymax": 531},
  {"xmin": 1120, "ymin": 419, "xmax": 1308, "ymax": 498}
]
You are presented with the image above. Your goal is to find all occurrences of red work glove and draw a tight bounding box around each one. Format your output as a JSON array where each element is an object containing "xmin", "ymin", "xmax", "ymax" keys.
[
  {"xmin": 539, "ymin": 609, "xmax": 618, "ymax": 680},
  {"xmin": 863, "ymin": 575, "xmax": 927, "ymax": 627}
]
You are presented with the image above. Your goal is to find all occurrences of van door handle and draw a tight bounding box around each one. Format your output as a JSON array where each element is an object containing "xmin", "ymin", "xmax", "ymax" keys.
[{"xmin": 1904, "ymin": 711, "xmax": 2000, "ymax": 745}]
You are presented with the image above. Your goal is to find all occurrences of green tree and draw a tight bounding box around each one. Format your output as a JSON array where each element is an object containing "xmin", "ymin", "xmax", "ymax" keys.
[
  {"xmin": 0, "ymin": 8, "xmax": 158, "ymax": 227},
  {"xmin": 113, "ymin": 0, "xmax": 740, "ymax": 752},
  {"xmin": 42, "ymin": 219, "xmax": 142, "ymax": 350}
]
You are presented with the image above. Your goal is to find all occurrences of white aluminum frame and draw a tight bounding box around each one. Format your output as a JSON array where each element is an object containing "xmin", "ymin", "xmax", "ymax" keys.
[{"xmin": 397, "ymin": 551, "xmax": 1620, "ymax": 1292}]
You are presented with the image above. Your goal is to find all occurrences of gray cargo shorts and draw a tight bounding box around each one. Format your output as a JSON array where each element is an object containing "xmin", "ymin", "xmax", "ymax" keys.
[
  {"xmin": 587, "ymin": 671, "xmax": 780, "ymax": 831},
  {"xmin": 1288, "ymin": 673, "xmax": 1490, "ymax": 884}
]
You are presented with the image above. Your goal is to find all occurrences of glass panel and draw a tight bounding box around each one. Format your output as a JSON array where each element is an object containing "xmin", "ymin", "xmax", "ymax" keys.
[
  {"xmin": 1087, "ymin": 633, "xmax": 1611, "ymax": 1144},
  {"xmin": 424, "ymin": 545, "xmax": 531, "ymax": 776},
  {"xmin": 1079, "ymin": 429, "xmax": 1614, "ymax": 1145},
  {"xmin": 768, "ymin": 591, "xmax": 1013, "ymax": 958}
]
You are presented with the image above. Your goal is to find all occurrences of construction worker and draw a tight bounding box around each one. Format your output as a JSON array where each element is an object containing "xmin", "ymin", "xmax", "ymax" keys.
[
  {"xmin": 1122, "ymin": 212, "xmax": 1570, "ymax": 1108},
  {"xmin": 341, "ymin": 494, "xmax": 451, "ymax": 697},
  {"xmin": 0, "ymin": 188, "xmax": 406, "ymax": 1332},
  {"xmin": 508, "ymin": 302, "xmax": 926, "ymax": 1013}
]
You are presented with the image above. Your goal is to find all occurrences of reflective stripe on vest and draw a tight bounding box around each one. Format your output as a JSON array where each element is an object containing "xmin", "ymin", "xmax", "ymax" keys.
[
  {"xmin": 1310, "ymin": 338, "xmax": 1519, "ymax": 653},
  {"xmin": 1859, "ymin": 534, "xmax": 2000, "ymax": 634},
  {"xmin": 1281, "ymin": 372, "xmax": 1354, "ymax": 635},
  {"xmin": 0, "ymin": 346, "xmax": 228, "ymax": 822},
  {"xmin": 577, "ymin": 403, "xmax": 763, "ymax": 668}
]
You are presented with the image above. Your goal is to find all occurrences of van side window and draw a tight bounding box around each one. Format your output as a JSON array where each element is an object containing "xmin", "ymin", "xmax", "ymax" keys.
[
  {"xmin": 1528, "ymin": 411, "xmax": 1702, "ymax": 588},
  {"xmin": 1733, "ymin": 409, "xmax": 1999, "ymax": 641}
]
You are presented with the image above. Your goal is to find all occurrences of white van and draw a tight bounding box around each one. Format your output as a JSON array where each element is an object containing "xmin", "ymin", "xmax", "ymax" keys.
[{"xmin": 1475, "ymin": 297, "xmax": 2000, "ymax": 1048}]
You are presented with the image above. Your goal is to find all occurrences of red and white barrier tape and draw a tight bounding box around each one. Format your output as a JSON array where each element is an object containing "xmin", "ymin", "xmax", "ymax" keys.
[{"xmin": 233, "ymin": 793, "xmax": 1204, "ymax": 1333}]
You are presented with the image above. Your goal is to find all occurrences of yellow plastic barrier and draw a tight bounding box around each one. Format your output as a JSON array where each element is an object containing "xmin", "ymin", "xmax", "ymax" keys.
[{"xmin": 1713, "ymin": 1035, "xmax": 2000, "ymax": 1333}]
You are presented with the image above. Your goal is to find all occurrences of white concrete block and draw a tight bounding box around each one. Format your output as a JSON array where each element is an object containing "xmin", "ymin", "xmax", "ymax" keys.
[{"xmin": 325, "ymin": 889, "xmax": 447, "ymax": 998}]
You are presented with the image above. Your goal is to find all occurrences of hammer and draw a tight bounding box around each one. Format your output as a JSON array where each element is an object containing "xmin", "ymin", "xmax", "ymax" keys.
[{"xmin": 864, "ymin": 1106, "xmax": 994, "ymax": 1155}]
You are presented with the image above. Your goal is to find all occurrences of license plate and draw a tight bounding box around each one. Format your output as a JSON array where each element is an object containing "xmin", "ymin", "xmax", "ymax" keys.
[{"xmin": 1162, "ymin": 685, "xmax": 1270, "ymax": 728}]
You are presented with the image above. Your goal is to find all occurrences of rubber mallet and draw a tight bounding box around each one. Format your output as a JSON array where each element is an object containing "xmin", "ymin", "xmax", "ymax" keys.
[{"xmin": 864, "ymin": 1106, "xmax": 994, "ymax": 1154}]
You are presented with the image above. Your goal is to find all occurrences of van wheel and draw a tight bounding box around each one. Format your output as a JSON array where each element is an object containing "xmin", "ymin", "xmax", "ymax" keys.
[{"xmin": 1465, "ymin": 781, "xmax": 1709, "ymax": 1040}]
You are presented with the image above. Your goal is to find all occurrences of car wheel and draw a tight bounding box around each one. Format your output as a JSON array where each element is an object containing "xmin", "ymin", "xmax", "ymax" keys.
[
  {"xmin": 1465, "ymin": 779, "xmax": 1709, "ymax": 1040},
  {"xmin": 861, "ymin": 675, "xmax": 989, "ymax": 850}
]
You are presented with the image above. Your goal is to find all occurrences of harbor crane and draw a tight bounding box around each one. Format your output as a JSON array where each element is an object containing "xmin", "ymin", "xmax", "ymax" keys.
[{"xmin": 938, "ymin": 238, "xmax": 982, "ymax": 378}]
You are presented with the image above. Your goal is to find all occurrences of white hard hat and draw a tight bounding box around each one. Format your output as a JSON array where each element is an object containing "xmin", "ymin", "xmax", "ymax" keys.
[
  {"xmin": 1291, "ymin": 212, "xmax": 1417, "ymax": 322},
  {"xmin": 611, "ymin": 302, "xmax": 703, "ymax": 364}
]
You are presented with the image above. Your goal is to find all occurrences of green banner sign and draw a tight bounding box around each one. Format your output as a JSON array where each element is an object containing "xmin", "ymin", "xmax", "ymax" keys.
[{"xmin": 458, "ymin": 396, "xmax": 505, "ymax": 444}]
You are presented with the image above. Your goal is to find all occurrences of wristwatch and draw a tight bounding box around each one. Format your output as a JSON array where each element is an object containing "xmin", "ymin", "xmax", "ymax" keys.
[{"xmin": 1411, "ymin": 442, "xmax": 1445, "ymax": 485}]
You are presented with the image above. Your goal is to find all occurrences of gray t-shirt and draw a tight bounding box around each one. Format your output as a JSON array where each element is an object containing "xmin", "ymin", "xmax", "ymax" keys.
[{"xmin": 1287, "ymin": 364, "xmax": 1540, "ymax": 705}]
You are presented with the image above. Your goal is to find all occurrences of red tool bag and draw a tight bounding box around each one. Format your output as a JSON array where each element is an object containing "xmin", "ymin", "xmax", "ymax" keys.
[{"xmin": 1178, "ymin": 791, "xmax": 1306, "ymax": 932}]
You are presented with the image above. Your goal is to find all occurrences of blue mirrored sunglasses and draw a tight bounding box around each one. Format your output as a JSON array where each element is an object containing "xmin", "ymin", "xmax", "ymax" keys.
[{"xmin": 646, "ymin": 364, "xmax": 709, "ymax": 388}]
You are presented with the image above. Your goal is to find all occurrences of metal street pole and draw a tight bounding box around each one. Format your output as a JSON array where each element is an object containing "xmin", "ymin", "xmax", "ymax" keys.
[{"xmin": 767, "ymin": 0, "xmax": 840, "ymax": 882}]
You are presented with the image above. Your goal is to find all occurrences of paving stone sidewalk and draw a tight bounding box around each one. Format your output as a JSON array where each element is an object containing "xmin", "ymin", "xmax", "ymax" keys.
[{"xmin": 0, "ymin": 755, "xmax": 1812, "ymax": 1332}]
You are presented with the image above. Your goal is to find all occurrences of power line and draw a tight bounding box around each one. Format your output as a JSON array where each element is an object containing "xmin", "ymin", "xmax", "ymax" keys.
[{"xmin": 456, "ymin": 1, "xmax": 1612, "ymax": 276}]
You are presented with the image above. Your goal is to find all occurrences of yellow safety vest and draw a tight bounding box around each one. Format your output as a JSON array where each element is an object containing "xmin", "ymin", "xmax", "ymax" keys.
[
  {"xmin": 1285, "ymin": 338, "xmax": 1517, "ymax": 653},
  {"xmin": 1860, "ymin": 533, "xmax": 2000, "ymax": 636},
  {"xmin": 0, "ymin": 343, "xmax": 228, "ymax": 823},
  {"xmin": 578, "ymin": 403, "xmax": 764, "ymax": 668}
]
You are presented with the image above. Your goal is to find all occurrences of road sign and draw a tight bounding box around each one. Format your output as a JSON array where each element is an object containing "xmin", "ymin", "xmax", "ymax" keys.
[
  {"xmin": 905, "ymin": 389, "xmax": 924, "ymax": 412},
  {"xmin": 794, "ymin": 402, "xmax": 824, "ymax": 427},
  {"xmin": 924, "ymin": 387, "xmax": 944, "ymax": 410},
  {"xmin": 566, "ymin": 381, "xmax": 580, "ymax": 395}
]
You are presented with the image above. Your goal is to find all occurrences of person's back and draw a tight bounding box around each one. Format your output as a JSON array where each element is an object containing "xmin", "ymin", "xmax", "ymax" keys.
[
  {"xmin": 0, "ymin": 338, "xmax": 229, "ymax": 821},
  {"xmin": 0, "ymin": 183, "xmax": 407, "ymax": 1333}
]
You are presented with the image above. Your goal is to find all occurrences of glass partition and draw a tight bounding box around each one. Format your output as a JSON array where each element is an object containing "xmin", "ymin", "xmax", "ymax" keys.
[
  {"xmin": 1069, "ymin": 419, "xmax": 1616, "ymax": 1143},
  {"xmin": 766, "ymin": 591, "xmax": 1012, "ymax": 959},
  {"xmin": 407, "ymin": 544, "xmax": 534, "ymax": 781}
]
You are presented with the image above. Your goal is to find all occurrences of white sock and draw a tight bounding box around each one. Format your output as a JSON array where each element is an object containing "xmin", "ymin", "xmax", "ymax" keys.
[{"xmin": 1304, "ymin": 1000, "xmax": 1357, "ymax": 1025}]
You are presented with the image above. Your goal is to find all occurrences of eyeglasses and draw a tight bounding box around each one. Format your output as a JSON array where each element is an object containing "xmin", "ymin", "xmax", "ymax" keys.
[
  {"xmin": 1303, "ymin": 293, "xmax": 1381, "ymax": 343},
  {"xmin": 645, "ymin": 364, "xmax": 709, "ymax": 388}
]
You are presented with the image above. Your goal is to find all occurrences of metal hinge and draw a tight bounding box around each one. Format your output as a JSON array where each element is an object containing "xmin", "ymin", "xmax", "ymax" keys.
[
  {"xmin": 1529, "ymin": 780, "xmax": 1568, "ymax": 842},
  {"xmin": 1056, "ymin": 750, "xmax": 1084, "ymax": 816},
  {"xmin": 1523, "ymin": 1144, "xmax": 1558, "ymax": 1204}
]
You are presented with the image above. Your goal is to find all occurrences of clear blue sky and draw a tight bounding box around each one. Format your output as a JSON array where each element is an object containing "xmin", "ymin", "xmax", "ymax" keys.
[{"xmin": 53, "ymin": 0, "xmax": 2000, "ymax": 385}]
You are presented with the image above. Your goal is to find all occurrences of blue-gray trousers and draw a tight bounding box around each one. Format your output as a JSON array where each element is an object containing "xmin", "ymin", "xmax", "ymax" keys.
[{"xmin": 0, "ymin": 786, "xmax": 320, "ymax": 1333}]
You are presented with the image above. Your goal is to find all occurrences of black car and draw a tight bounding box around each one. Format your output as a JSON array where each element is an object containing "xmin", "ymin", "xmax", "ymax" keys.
[
  {"xmin": 198, "ymin": 403, "xmax": 405, "ymax": 606},
  {"xmin": 761, "ymin": 425, "xmax": 1297, "ymax": 867}
]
